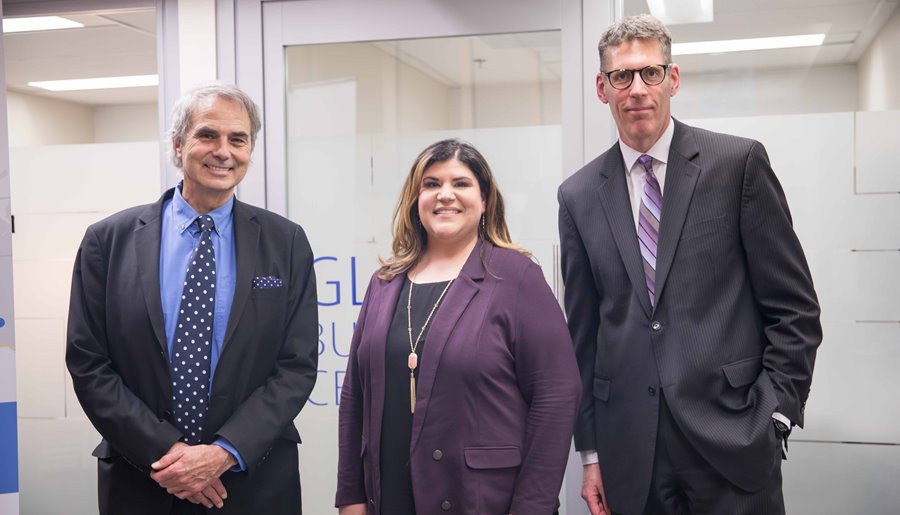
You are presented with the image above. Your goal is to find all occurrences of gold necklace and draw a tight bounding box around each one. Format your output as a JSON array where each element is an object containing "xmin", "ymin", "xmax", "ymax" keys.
[{"xmin": 406, "ymin": 276, "xmax": 454, "ymax": 414}]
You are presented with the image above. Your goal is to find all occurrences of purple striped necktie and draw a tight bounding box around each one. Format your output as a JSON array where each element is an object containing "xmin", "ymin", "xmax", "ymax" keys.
[{"xmin": 637, "ymin": 154, "xmax": 662, "ymax": 307}]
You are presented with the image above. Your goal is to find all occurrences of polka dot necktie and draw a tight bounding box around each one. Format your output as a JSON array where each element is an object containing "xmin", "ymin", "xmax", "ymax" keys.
[{"xmin": 171, "ymin": 215, "xmax": 216, "ymax": 444}]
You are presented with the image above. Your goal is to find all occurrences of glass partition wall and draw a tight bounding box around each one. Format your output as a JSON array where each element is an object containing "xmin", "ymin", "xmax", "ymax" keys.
[
  {"xmin": 285, "ymin": 33, "xmax": 562, "ymax": 278},
  {"xmin": 282, "ymin": 31, "xmax": 565, "ymax": 510}
]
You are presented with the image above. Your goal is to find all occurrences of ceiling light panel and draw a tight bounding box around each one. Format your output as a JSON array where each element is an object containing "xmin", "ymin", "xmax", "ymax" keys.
[
  {"xmin": 672, "ymin": 34, "xmax": 826, "ymax": 56},
  {"xmin": 2, "ymin": 16, "xmax": 84, "ymax": 34},
  {"xmin": 28, "ymin": 75, "xmax": 159, "ymax": 92},
  {"xmin": 646, "ymin": 0, "xmax": 714, "ymax": 25}
]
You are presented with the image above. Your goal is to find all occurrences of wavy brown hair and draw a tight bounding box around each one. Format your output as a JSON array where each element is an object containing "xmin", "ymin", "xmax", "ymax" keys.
[{"xmin": 377, "ymin": 139, "xmax": 529, "ymax": 280}]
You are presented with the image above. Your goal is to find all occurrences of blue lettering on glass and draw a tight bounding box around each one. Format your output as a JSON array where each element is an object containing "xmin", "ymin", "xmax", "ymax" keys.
[
  {"xmin": 317, "ymin": 324, "xmax": 326, "ymax": 356},
  {"xmin": 335, "ymin": 370, "xmax": 346, "ymax": 406},
  {"xmin": 314, "ymin": 255, "xmax": 369, "ymax": 307},
  {"xmin": 351, "ymin": 256, "xmax": 363, "ymax": 306},
  {"xmin": 331, "ymin": 322, "xmax": 354, "ymax": 358},
  {"xmin": 307, "ymin": 370, "xmax": 328, "ymax": 406},
  {"xmin": 314, "ymin": 256, "xmax": 340, "ymax": 306}
]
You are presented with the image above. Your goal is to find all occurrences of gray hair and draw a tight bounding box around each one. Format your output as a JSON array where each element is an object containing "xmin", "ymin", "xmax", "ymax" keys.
[
  {"xmin": 597, "ymin": 14, "xmax": 672, "ymax": 70},
  {"xmin": 168, "ymin": 81, "xmax": 262, "ymax": 168}
]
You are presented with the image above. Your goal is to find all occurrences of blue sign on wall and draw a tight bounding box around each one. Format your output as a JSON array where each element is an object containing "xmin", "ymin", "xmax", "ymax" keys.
[{"xmin": 0, "ymin": 402, "xmax": 18, "ymax": 494}]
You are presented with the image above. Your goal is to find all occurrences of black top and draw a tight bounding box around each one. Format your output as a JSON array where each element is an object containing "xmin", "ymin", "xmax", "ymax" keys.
[{"xmin": 380, "ymin": 277, "xmax": 451, "ymax": 515}]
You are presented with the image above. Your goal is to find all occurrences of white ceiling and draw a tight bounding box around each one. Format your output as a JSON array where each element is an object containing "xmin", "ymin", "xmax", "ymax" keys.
[
  {"xmin": 2, "ymin": 0, "xmax": 898, "ymax": 107},
  {"xmin": 3, "ymin": 9, "xmax": 157, "ymax": 106}
]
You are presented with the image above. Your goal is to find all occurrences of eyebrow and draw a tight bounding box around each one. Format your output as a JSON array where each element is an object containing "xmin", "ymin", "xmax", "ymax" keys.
[
  {"xmin": 422, "ymin": 175, "xmax": 473, "ymax": 181},
  {"xmin": 193, "ymin": 125, "xmax": 250, "ymax": 140}
]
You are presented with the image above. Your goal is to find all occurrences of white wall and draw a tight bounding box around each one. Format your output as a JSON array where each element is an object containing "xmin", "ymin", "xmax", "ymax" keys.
[
  {"xmin": 858, "ymin": 3, "xmax": 900, "ymax": 111},
  {"xmin": 286, "ymin": 43, "xmax": 564, "ymax": 133},
  {"xmin": 6, "ymin": 91, "xmax": 158, "ymax": 147},
  {"xmin": 468, "ymin": 81, "xmax": 562, "ymax": 127},
  {"xmin": 675, "ymin": 64, "xmax": 859, "ymax": 119},
  {"xmin": 10, "ymin": 142, "xmax": 160, "ymax": 515},
  {"xmin": 6, "ymin": 91, "xmax": 94, "ymax": 147},
  {"xmin": 6, "ymin": 86, "xmax": 160, "ymax": 515},
  {"xmin": 94, "ymin": 103, "xmax": 160, "ymax": 143}
]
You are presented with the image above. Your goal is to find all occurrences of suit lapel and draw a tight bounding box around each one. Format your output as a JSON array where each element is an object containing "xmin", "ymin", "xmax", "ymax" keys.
[
  {"xmin": 654, "ymin": 120, "xmax": 701, "ymax": 306},
  {"xmin": 597, "ymin": 145, "xmax": 653, "ymax": 318},
  {"xmin": 135, "ymin": 192, "xmax": 171, "ymax": 356},
  {"xmin": 410, "ymin": 241, "xmax": 486, "ymax": 451},
  {"xmin": 223, "ymin": 200, "xmax": 260, "ymax": 349}
]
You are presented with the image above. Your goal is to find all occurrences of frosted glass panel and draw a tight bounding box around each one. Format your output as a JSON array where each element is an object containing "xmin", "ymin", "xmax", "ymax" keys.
[
  {"xmin": 784, "ymin": 441, "xmax": 900, "ymax": 514},
  {"xmin": 856, "ymin": 110, "xmax": 900, "ymax": 193},
  {"xmin": 285, "ymin": 32, "xmax": 562, "ymax": 512},
  {"xmin": 9, "ymin": 142, "xmax": 159, "ymax": 213},
  {"xmin": 0, "ymin": 199, "xmax": 10, "ymax": 257},
  {"xmin": 684, "ymin": 113, "xmax": 900, "ymax": 449}
]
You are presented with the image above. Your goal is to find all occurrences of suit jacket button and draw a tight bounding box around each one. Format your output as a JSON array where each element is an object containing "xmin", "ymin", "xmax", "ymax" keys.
[
  {"xmin": 651, "ymin": 321, "xmax": 662, "ymax": 331},
  {"xmin": 648, "ymin": 386, "xmax": 656, "ymax": 396},
  {"xmin": 441, "ymin": 500, "xmax": 452, "ymax": 510},
  {"xmin": 432, "ymin": 449, "xmax": 443, "ymax": 461}
]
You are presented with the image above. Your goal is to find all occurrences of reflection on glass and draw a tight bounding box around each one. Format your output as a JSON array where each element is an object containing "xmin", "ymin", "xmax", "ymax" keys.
[{"xmin": 284, "ymin": 32, "xmax": 562, "ymax": 276}]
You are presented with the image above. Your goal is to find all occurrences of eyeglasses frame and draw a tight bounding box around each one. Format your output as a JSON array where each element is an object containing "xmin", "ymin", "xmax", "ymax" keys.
[{"xmin": 600, "ymin": 63, "xmax": 674, "ymax": 90}]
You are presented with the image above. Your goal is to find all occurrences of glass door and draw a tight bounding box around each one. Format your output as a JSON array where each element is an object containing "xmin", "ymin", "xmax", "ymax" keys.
[{"xmin": 250, "ymin": 0, "xmax": 589, "ymax": 511}]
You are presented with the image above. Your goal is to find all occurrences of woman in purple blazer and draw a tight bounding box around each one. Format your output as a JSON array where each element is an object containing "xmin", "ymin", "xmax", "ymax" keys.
[{"xmin": 336, "ymin": 139, "xmax": 581, "ymax": 515}]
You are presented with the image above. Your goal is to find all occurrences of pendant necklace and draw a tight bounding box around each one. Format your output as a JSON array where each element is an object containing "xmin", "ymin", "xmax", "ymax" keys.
[{"xmin": 407, "ymin": 276, "xmax": 454, "ymax": 414}]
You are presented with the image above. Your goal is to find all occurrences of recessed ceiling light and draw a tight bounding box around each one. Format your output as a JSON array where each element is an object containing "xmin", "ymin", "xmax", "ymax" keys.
[
  {"xmin": 672, "ymin": 34, "xmax": 826, "ymax": 56},
  {"xmin": 647, "ymin": 0, "xmax": 714, "ymax": 25},
  {"xmin": 28, "ymin": 75, "xmax": 159, "ymax": 92},
  {"xmin": 2, "ymin": 16, "xmax": 84, "ymax": 33}
]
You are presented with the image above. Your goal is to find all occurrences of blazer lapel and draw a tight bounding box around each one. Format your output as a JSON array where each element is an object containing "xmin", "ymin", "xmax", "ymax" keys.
[
  {"xmin": 654, "ymin": 120, "xmax": 701, "ymax": 306},
  {"xmin": 223, "ymin": 200, "xmax": 260, "ymax": 349},
  {"xmin": 134, "ymin": 192, "xmax": 171, "ymax": 356},
  {"xmin": 597, "ymin": 145, "xmax": 653, "ymax": 318},
  {"xmin": 410, "ymin": 241, "xmax": 486, "ymax": 451}
]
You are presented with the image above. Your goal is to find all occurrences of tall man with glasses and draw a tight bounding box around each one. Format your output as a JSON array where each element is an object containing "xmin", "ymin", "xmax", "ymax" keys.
[
  {"xmin": 558, "ymin": 14, "xmax": 822, "ymax": 515},
  {"xmin": 67, "ymin": 82, "xmax": 319, "ymax": 514}
]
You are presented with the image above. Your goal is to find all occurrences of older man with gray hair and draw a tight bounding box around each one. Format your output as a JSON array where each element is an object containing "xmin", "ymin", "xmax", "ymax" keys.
[{"xmin": 67, "ymin": 82, "xmax": 319, "ymax": 514}]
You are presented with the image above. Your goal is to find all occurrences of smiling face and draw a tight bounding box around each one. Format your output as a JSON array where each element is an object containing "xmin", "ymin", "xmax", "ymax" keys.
[
  {"xmin": 597, "ymin": 38, "xmax": 680, "ymax": 153},
  {"xmin": 174, "ymin": 95, "xmax": 252, "ymax": 213},
  {"xmin": 417, "ymin": 158, "xmax": 486, "ymax": 248}
]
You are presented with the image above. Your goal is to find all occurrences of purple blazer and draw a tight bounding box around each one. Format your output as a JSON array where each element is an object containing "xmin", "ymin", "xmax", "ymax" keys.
[{"xmin": 336, "ymin": 241, "xmax": 581, "ymax": 514}]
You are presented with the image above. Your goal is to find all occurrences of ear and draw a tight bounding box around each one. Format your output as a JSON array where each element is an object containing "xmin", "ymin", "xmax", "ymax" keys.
[
  {"xmin": 173, "ymin": 136, "xmax": 183, "ymax": 159},
  {"xmin": 596, "ymin": 72, "xmax": 610, "ymax": 104},
  {"xmin": 669, "ymin": 64, "xmax": 681, "ymax": 97}
]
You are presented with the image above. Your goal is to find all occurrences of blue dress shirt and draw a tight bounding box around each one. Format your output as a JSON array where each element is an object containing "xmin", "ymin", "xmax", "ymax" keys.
[{"xmin": 160, "ymin": 183, "xmax": 245, "ymax": 470}]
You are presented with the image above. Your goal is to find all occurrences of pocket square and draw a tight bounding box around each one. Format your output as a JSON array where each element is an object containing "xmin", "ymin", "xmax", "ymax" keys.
[{"xmin": 252, "ymin": 275, "xmax": 283, "ymax": 289}]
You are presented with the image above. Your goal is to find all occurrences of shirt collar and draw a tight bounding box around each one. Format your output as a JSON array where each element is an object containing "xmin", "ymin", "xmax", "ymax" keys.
[
  {"xmin": 621, "ymin": 117, "xmax": 675, "ymax": 175},
  {"xmin": 172, "ymin": 181, "xmax": 234, "ymax": 236}
]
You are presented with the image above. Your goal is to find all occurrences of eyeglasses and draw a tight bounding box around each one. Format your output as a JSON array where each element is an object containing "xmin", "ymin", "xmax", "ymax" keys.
[{"xmin": 600, "ymin": 64, "xmax": 673, "ymax": 90}]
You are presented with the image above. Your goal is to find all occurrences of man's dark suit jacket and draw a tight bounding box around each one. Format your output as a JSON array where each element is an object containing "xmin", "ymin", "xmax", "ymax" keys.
[
  {"xmin": 558, "ymin": 119, "xmax": 822, "ymax": 515},
  {"xmin": 336, "ymin": 241, "xmax": 581, "ymax": 515},
  {"xmin": 66, "ymin": 188, "xmax": 319, "ymax": 515}
]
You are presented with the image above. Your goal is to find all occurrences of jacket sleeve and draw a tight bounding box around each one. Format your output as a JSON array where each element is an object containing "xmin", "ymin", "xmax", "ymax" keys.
[
  {"xmin": 65, "ymin": 226, "xmax": 183, "ymax": 471},
  {"xmin": 509, "ymin": 262, "xmax": 582, "ymax": 515},
  {"xmin": 214, "ymin": 225, "xmax": 320, "ymax": 470},
  {"xmin": 558, "ymin": 187, "xmax": 602, "ymax": 450},
  {"xmin": 739, "ymin": 141, "xmax": 822, "ymax": 427},
  {"xmin": 335, "ymin": 274, "xmax": 378, "ymax": 507}
]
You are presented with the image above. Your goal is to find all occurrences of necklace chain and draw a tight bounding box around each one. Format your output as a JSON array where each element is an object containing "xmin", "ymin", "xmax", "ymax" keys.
[{"xmin": 406, "ymin": 276, "xmax": 454, "ymax": 413}]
